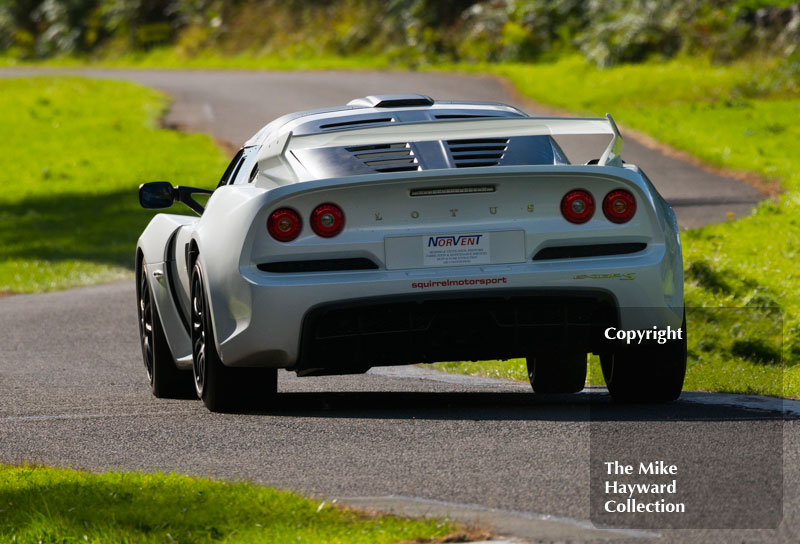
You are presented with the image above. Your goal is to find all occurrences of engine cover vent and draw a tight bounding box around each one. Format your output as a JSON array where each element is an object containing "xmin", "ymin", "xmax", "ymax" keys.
[
  {"xmin": 446, "ymin": 138, "xmax": 509, "ymax": 168},
  {"xmin": 346, "ymin": 143, "xmax": 420, "ymax": 173},
  {"xmin": 320, "ymin": 117, "xmax": 393, "ymax": 130}
]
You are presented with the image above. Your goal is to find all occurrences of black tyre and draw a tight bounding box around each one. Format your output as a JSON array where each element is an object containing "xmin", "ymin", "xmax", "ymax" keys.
[
  {"xmin": 601, "ymin": 314, "xmax": 687, "ymax": 403},
  {"xmin": 191, "ymin": 262, "xmax": 277, "ymax": 412},
  {"xmin": 136, "ymin": 262, "xmax": 195, "ymax": 399},
  {"xmin": 526, "ymin": 350, "xmax": 587, "ymax": 394}
]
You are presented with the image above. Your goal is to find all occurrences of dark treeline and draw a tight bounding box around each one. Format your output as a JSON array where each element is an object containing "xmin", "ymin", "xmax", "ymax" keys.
[{"xmin": 0, "ymin": 0, "xmax": 798, "ymax": 65}]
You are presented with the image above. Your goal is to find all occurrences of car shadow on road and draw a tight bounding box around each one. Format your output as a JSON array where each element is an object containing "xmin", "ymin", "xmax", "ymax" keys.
[{"xmin": 245, "ymin": 390, "xmax": 789, "ymax": 422}]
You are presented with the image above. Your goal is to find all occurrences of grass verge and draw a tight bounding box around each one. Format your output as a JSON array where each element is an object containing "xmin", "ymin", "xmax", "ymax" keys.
[
  {"xmin": 0, "ymin": 464, "xmax": 462, "ymax": 544},
  {"xmin": 0, "ymin": 76, "xmax": 227, "ymax": 293},
  {"xmin": 0, "ymin": 50, "xmax": 398, "ymax": 71}
]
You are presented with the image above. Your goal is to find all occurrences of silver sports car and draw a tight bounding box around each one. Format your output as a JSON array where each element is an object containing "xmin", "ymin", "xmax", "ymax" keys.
[{"xmin": 136, "ymin": 94, "xmax": 685, "ymax": 412}]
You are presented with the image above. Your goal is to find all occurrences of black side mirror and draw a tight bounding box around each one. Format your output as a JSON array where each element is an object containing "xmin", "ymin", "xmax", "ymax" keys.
[
  {"xmin": 138, "ymin": 182, "xmax": 214, "ymax": 216},
  {"xmin": 139, "ymin": 181, "xmax": 175, "ymax": 209}
]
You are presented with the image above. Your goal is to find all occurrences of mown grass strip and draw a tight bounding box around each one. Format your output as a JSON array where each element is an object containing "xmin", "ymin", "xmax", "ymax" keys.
[
  {"xmin": 0, "ymin": 76, "xmax": 228, "ymax": 293},
  {"xmin": 0, "ymin": 51, "xmax": 397, "ymax": 71},
  {"xmin": 0, "ymin": 465, "xmax": 460, "ymax": 544}
]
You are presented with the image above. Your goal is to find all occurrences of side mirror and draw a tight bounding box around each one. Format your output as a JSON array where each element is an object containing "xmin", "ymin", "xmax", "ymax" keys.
[
  {"xmin": 138, "ymin": 182, "xmax": 214, "ymax": 216},
  {"xmin": 139, "ymin": 181, "xmax": 175, "ymax": 209}
]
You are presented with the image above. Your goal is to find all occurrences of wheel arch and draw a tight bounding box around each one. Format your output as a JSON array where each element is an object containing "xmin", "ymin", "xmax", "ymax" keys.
[
  {"xmin": 188, "ymin": 238, "xmax": 230, "ymax": 365},
  {"xmin": 189, "ymin": 221, "xmax": 255, "ymax": 368},
  {"xmin": 135, "ymin": 247, "xmax": 145, "ymax": 296},
  {"xmin": 137, "ymin": 214, "xmax": 197, "ymax": 367}
]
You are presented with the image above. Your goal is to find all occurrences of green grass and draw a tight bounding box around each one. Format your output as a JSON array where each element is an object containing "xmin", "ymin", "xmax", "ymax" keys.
[
  {"xmin": 0, "ymin": 49, "xmax": 397, "ymax": 71},
  {"xmin": 435, "ymin": 353, "xmax": 786, "ymax": 397},
  {"xmin": 0, "ymin": 77, "xmax": 228, "ymax": 293},
  {"xmin": 0, "ymin": 465, "xmax": 457, "ymax": 543},
  {"xmin": 432, "ymin": 356, "xmax": 603, "ymax": 384}
]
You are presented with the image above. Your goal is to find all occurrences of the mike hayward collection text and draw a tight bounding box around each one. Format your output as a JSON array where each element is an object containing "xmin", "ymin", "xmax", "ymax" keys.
[{"xmin": 603, "ymin": 460, "xmax": 685, "ymax": 514}]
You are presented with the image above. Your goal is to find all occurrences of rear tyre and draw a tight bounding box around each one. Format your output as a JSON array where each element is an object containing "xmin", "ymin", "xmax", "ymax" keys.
[
  {"xmin": 191, "ymin": 262, "xmax": 278, "ymax": 412},
  {"xmin": 137, "ymin": 263, "xmax": 195, "ymax": 399},
  {"xmin": 526, "ymin": 350, "xmax": 587, "ymax": 394},
  {"xmin": 601, "ymin": 314, "xmax": 687, "ymax": 403}
]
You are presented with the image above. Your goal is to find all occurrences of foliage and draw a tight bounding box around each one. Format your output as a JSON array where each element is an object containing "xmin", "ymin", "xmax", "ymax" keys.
[
  {"xmin": 0, "ymin": 0, "xmax": 224, "ymax": 57},
  {"xmin": 0, "ymin": 464, "xmax": 456, "ymax": 543},
  {"xmin": 0, "ymin": 76, "xmax": 228, "ymax": 293},
  {"xmin": 1, "ymin": 0, "xmax": 798, "ymax": 65}
]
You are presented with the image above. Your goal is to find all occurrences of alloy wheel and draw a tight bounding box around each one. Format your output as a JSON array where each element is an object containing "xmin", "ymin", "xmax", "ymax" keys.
[
  {"xmin": 191, "ymin": 270, "xmax": 206, "ymax": 396},
  {"xmin": 138, "ymin": 266, "xmax": 154, "ymax": 383}
]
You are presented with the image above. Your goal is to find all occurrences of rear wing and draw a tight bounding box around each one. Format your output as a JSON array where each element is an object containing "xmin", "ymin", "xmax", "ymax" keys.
[{"xmin": 257, "ymin": 114, "xmax": 623, "ymax": 182}]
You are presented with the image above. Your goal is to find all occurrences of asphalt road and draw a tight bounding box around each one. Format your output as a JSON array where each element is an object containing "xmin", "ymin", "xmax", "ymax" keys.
[
  {"xmin": 0, "ymin": 69, "xmax": 792, "ymax": 543},
  {"xmin": 0, "ymin": 281, "xmax": 795, "ymax": 542}
]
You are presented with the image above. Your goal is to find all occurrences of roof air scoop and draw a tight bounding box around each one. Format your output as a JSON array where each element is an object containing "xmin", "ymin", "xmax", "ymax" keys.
[{"xmin": 348, "ymin": 94, "xmax": 434, "ymax": 108}]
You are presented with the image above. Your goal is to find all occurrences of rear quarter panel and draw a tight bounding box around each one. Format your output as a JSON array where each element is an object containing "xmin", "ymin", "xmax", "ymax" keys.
[{"xmin": 137, "ymin": 213, "xmax": 199, "ymax": 366}]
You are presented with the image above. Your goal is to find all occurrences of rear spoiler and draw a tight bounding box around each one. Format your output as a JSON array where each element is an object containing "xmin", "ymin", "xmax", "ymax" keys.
[{"xmin": 257, "ymin": 114, "xmax": 623, "ymax": 182}]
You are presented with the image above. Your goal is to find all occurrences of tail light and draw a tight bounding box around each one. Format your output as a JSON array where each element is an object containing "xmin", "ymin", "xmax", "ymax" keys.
[
  {"xmin": 602, "ymin": 189, "xmax": 636, "ymax": 223},
  {"xmin": 561, "ymin": 189, "xmax": 595, "ymax": 224},
  {"xmin": 267, "ymin": 208, "xmax": 302, "ymax": 242},
  {"xmin": 310, "ymin": 203, "xmax": 345, "ymax": 237}
]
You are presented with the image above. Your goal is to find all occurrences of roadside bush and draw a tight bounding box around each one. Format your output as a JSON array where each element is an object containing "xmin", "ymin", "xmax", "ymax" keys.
[{"xmin": 1, "ymin": 0, "xmax": 798, "ymax": 64}]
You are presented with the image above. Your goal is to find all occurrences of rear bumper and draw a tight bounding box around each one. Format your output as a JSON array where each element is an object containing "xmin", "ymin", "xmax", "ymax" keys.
[
  {"xmin": 297, "ymin": 289, "xmax": 618, "ymax": 371},
  {"xmin": 215, "ymin": 243, "xmax": 682, "ymax": 368}
]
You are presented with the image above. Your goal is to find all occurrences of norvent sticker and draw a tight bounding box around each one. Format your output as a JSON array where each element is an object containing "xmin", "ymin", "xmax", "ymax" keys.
[{"xmin": 423, "ymin": 233, "xmax": 490, "ymax": 267}]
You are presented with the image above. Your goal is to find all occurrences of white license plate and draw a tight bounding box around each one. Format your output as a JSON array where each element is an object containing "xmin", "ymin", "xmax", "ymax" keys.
[{"xmin": 422, "ymin": 232, "xmax": 491, "ymax": 267}]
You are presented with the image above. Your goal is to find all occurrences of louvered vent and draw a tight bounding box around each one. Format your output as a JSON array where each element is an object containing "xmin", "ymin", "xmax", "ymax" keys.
[
  {"xmin": 320, "ymin": 117, "xmax": 393, "ymax": 130},
  {"xmin": 447, "ymin": 138, "xmax": 509, "ymax": 168},
  {"xmin": 346, "ymin": 143, "xmax": 419, "ymax": 173}
]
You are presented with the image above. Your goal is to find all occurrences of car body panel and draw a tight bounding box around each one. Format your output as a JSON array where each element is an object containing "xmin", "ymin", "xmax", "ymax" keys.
[{"xmin": 137, "ymin": 214, "xmax": 197, "ymax": 368}]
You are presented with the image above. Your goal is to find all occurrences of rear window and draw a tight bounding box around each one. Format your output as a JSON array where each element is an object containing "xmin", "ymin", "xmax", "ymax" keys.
[{"xmin": 294, "ymin": 135, "xmax": 568, "ymax": 179}]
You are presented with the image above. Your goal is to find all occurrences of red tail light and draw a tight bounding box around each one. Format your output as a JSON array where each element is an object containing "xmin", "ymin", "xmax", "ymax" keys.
[
  {"xmin": 310, "ymin": 203, "xmax": 345, "ymax": 237},
  {"xmin": 602, "ymin": 189, "xmax": 636, "ymax": 223},
  {"xmin": 561, "ymin": 189, "xmax": 595, "ymax": 224},
  {"xmin": 267, "ymin": 208, "xmax": 302, "ymax": 242}
]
